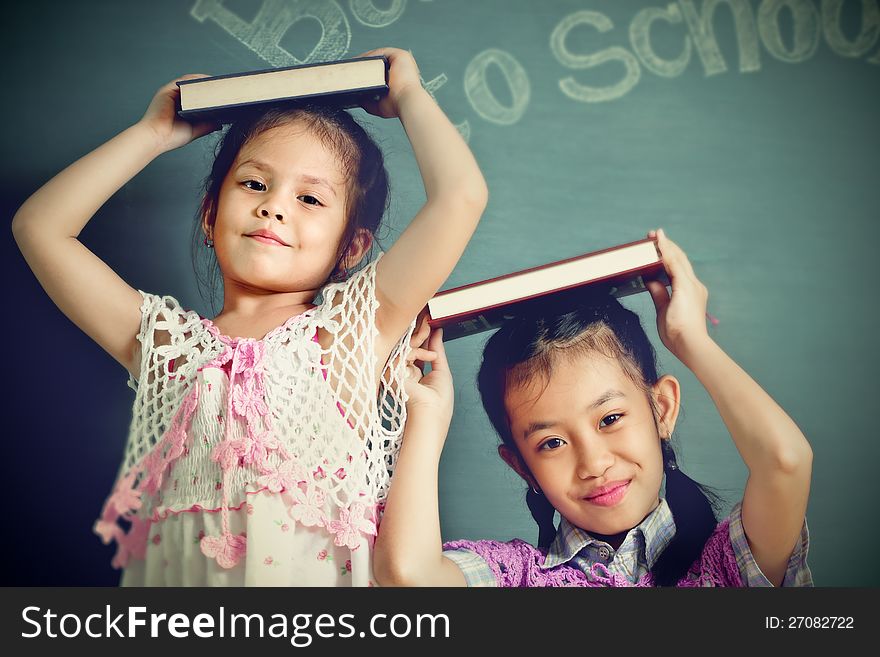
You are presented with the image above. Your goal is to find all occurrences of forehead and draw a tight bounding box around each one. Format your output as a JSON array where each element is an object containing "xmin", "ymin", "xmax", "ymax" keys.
[
  {"xmin": 504, "ymin": 350, "xmax": 640, "ymax": 426},
  {"xmin": 235, "ymin": 121, "xmax": 346, "ymax": 180}
]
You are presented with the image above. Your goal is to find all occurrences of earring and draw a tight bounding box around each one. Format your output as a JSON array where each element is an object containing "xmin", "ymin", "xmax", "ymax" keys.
[
  {"xmin": 204, "ymin": 236, "xmax": 214, "ymax": 248},
  {"xmin": 530, "ymin": 484, "xmax": 542, "ymax": 495},
  {"xmin": 661, "ymin": 437, "xmax": 678, "ymax": 471}
]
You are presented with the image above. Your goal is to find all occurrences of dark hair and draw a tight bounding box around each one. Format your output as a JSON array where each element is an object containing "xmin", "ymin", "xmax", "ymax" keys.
[
  {"xmin": 191, "ymin": 103, "xmax": 390, "ymax": 313},
  {"xmin": 476, "ymin": 292, "xmax": 721, "ymax": 586}
]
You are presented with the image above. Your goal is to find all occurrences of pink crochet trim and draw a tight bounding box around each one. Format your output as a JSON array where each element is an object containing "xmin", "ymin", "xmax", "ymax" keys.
[
  {"xmin": 326, "ymin": 501, "xmax": 377, "ymax": 550},
  {"xmin": 200, "ymin": 531, "xmax": 248, "ymax": 569},
  {"xmin": 140, "ymin": 383, "xmax": 201, "ymax": 495},
  {"xmin": 96, "ymin": 332, "xmax": 376, "ymax": 570}
]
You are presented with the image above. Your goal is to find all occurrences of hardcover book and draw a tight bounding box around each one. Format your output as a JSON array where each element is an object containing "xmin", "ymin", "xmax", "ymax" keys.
[
  {"xmin": 177, "ymin": 56, "xmax": 388, "ymax": 123},
  {"xmin": 428, "ymin": 237, "xmax": 669, "ymax": 341}
]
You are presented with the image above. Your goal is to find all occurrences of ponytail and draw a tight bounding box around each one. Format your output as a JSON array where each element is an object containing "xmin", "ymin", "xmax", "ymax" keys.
[
  {"xmin": 650, "ymin": 440, "xmax": 719, "ymax": 586},
  {"xmin": 526, "ymin": 488, "xmax": 557, "ymax": 550}
]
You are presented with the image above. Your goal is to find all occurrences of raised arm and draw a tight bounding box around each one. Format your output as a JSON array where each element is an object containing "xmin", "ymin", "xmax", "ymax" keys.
[
  {"xmin": 11, "ymin": 75, "xmax": 218, "ymax": 374},
  {"xmin": 373, "ymin": 323, "xmax": 467, "ymax": 586},
  {"xmin": 359, "ymin": 48, "xmax": 489, "ymax": 352},
  {"xmin": 646, "ymin": 229, "xmax": 813, "ymax": 587}
]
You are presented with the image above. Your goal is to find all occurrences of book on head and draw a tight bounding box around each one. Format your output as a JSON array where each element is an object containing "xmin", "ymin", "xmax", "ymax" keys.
[
  {"xmin": 176, "ymin": 55, "xmax": 389, "ymax": 123},
  {"xmin": 427, "ymin": 237, "xmax": 669, "ymax": 341}
]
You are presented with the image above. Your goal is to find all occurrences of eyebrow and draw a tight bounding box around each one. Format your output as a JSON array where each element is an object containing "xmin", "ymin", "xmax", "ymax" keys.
[
  {"xmin": 521, "ymin": 389, "xmax": 627, "ymax": 441},
  {"xmin": 235, "ymin": 160, "xmax": 338, "ymax": 198},
  {"xmin": 300, "ymin": 174, "xmax": 338, "ymax": 198}
]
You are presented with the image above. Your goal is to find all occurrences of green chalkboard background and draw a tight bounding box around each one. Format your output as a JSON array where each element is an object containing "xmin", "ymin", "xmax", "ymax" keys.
[{"xmin": 2, "ymin": 0, "xmax": 878, "ymax": 586}]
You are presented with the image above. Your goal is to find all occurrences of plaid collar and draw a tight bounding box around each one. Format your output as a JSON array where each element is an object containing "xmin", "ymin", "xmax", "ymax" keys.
[{"xmin": 542, "ymin": 498, "xmax": 675, "ymax": 570}]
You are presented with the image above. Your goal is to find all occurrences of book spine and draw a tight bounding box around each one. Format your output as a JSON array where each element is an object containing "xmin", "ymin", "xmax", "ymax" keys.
[{"xmin": 177, "ymin": 85, "xmax": 388, "ymax": 123}]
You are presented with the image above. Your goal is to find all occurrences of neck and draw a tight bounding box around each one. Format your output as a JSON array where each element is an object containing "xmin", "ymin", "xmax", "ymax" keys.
[
  {"xmin": 587, "ymin": 529, "xmax": 628, "ymax": 551},
  {"xmin": 580, "ymin": 499, "xmax": 662, "ymax": 550},
  {"xmin": 219, "ymin": 280, "xmax": 319, "ymax": 319}
]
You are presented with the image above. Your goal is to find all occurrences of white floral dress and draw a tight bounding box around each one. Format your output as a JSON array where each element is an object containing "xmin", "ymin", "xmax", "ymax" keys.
[{"xmin": 94, "ymin": 259, "xmax": 413, "ymax": 586}]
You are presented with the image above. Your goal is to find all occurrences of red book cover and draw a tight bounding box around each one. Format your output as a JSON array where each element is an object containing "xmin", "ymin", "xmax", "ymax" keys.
[{"xmin": 428, "ymin": 237, "xmax": 668, "ymax": 341}]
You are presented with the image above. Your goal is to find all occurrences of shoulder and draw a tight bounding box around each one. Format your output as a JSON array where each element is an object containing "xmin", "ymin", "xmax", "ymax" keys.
[
  {"xmin": 136, "ymin": 291, "xmax": 197, "ymax": 326},
  {"xmin": 316, "ymin": 258, "xmax": 381, "ymax": 316},
  {"xmin": 129, "ymin": 291, "xmax": 209, "ymax": 379},
  {"xmin": 669, "ymin": 515, "xmax": 743, "ymax": 587},
  {"xmin": 442, "ymin": 538, "xmax": 590, "ymax": 587},
  {"xmin": 443, "ymin": 539, "xmax": 542, "ymax": 587},
  {"xmin": 135, "ymin": 292, "xmax": 206, "ymax": 347}
]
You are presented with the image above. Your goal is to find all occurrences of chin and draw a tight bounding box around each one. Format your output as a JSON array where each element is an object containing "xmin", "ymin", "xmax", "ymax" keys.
[{"xmin": 579, "ymin": 506, "xmax": 646, "ymax": 536}]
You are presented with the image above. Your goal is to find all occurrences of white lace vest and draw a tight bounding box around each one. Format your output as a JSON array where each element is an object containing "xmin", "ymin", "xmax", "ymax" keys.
[{"xmin": 94, "ymin": 259, "xmax": 414, "ymax": 571}]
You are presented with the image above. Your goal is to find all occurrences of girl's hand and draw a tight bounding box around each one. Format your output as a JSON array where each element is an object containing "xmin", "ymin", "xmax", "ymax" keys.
[
  {"xmin": 356, "ymin": 47, "xmax": 425, "ymax": 119},
  {"xmin": 645, "ymin": 229, "xmax": 712, "ymax": 360},
  {"xmin": 404, "ymin": 314, "xmax": 454, "ymax": 428},
  {"xmin": 138, "ymin": 75, "xmax": 220, "ymax": 153}
]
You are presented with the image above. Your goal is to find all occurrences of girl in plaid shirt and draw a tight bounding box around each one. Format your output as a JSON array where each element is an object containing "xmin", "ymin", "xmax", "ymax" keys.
[{"xmin": 374, "ymin": 229, "xmax": 812, "ymax": 587}]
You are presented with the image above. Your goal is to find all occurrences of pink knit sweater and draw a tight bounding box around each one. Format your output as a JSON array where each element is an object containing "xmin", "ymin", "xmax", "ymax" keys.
[{"xmin": 443, "ymin": 517, "xmax": 743, "ymax": 587}]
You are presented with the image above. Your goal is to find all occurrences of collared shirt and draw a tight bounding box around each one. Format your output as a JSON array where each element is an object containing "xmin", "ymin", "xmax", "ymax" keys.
[{"xmin": 443, "ymin": 499, "xmax": 812, "ymax": 587}]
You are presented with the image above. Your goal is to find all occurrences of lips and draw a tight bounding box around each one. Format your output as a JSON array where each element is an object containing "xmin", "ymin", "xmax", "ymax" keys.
[
  {"xmin": 245, "ymin": 229, "xmax": 289, "ymax": 246},
  {"xmin": 584, "ymin": 480, "xmax": 631, "ymax": 507}
]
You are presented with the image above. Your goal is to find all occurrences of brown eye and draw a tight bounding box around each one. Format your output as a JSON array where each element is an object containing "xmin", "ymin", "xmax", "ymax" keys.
[
  {"xmin": 243, "ymin": 180, "xmax": 265, "ymax": 191},
  {"xmin": 539, "ymin": 437, "xmax": 565, "ymax": 451},
  {"xmin": 599, "ymin": 413, "xmax": 622, "ymax": 428},
  {"xmin": 298, "ymin": 194, "xmax": 322, "ymax": 206}
]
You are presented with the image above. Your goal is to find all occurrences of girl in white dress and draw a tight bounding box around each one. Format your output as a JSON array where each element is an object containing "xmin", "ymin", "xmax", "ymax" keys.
[{"xmin": 12, "ymin": 47, "xmax": 487, "ymax": 586}]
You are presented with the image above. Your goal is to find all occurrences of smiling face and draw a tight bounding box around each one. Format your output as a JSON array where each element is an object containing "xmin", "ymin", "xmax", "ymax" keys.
[
  {"xmin": 502, "ymin": 349, "xmax": 679, "ymax": 538},
  {"xmin": 208, "ymin": 120, "xmax": 350, "ymax": 295}
]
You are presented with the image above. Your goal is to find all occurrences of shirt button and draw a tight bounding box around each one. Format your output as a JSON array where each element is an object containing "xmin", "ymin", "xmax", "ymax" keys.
[{"xmin": 597, "ymin": 546, "xmax": 612, "ymax": 560}]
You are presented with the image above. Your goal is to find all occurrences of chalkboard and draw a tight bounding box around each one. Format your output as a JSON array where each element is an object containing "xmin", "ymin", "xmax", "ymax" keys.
[{"xmin": 3, "ymin": 0, "xmax": 878, "ymax": 586}]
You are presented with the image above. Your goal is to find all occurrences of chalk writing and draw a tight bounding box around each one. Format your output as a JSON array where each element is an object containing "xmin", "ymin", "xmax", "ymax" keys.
[{"xmin": 191, "ymin": 0, "xmax": 880, "ymax": 135}]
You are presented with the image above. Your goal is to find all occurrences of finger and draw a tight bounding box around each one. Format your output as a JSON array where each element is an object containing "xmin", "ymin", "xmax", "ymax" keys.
[
  {"xmin": 416, "ymin": 311, "xmax": 431, "ymax": 336},
  {"xmin": 405, "ymin": 362, "xmax": 422, "ymax": 380},
  {"xmin": 410, "ymin": 347, "xmax": 438, "ymax": 363},
  {"xmin": 425, "ymin": 328, "xmax": 449, "ymax": 372},
  {"xmin": 403, "ymin": 367, "xmax": 421, "ymax": 397},
  {"xmin": 646, "ymin": 279, "xmax": 670, "ymax": 316},
  {"xmin": 164, "ymin": 73, "xmax": 212, "ymax": 92},
  {"xmin": 657, "ymin": 229, "xmax": 697, "ymax": 280},
  {"xmin": 412, "ymin": 309, "xmax": 432, "ymax": 343},
  {"xmin": 190, "ymin": 120, "xmax": 222, "ymax": 140},
  {"xmin": 655, "ymin": 230, "xmax": 685, "ymax": 285},
  {"xmin": 177, "ymin": 73, "xmax": 213, "ymax": 81},
  {"xmin": 358, "ymin": 47, "xmax": 393, "ymax": 58}
]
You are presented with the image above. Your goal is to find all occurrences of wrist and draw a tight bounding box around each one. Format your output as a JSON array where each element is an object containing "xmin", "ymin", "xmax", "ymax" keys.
[
  {"xmin": 403, "ymin": 405, "xmax": 451, "ymax": 440},
  {"xmin": 394, "ymin": 84, "xmax": 432, "ymax": 114},
  {"xmin": 674, "ymin": 334, "xmax": 720, "ymax": 370},
  {"xmin": 132, "ymin": 119, "xmax": 175, "ymax": 157}
]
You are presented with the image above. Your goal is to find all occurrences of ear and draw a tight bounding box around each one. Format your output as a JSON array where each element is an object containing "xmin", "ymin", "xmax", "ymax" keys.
[
  {"xmin": 651, "ymin": 374, "xmax": 681, "ymax": 439},
  {"xmin": 498, "ymin": 444, "xmax": 538, "ymax": 490},
  {"xmin": 341, "ymin": 228, "xmax": 373, "ymax": 269},
  {"xmin": 201, "ymin": 197, "xmax": 215, "ymax": 240}
]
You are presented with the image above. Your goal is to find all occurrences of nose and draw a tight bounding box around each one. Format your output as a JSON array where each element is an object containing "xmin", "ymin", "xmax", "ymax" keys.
[
  {"xmin": 257, "ymin": 198, "xmax": 285, "ymax": 222},
  {"xmin": 573, "ymin": 438, "xmax": 614, "ymax": 480}
]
